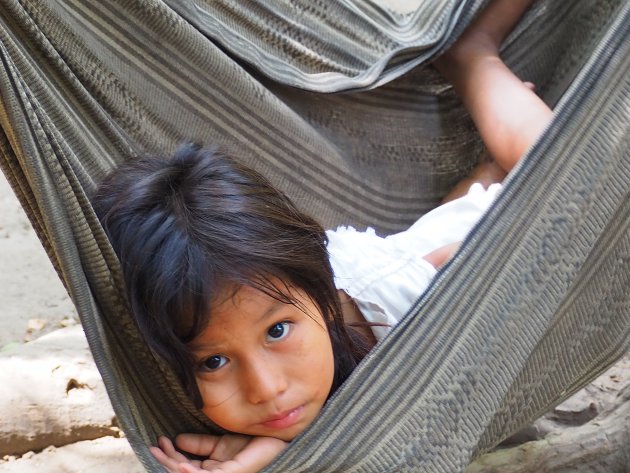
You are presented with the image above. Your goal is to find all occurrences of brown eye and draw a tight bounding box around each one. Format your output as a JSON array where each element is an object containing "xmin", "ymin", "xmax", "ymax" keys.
[
  {"xmin": 267, "ymin": 322, "xmax": 291, "ymax": 341},
  {"xmin": 202, "ymin": 355, "xmax": 228, "ymax": 371}
]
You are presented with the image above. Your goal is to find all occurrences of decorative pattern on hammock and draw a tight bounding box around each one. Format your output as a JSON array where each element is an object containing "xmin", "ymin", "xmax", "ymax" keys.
[{"xmin": 0, "ymin": 0, "xmax": 628, "ymax": 471}]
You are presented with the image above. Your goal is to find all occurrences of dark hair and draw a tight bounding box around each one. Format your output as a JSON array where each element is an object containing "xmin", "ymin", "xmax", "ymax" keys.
[{"xmin": 92, "ymin": 144, "xmax": 369, "ymax": 407}]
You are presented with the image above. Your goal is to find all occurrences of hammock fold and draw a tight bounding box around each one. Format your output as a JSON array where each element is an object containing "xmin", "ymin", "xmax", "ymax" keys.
[{"xmin": 0, "ymin": 0, "xmax": 628, "ymax": 471}]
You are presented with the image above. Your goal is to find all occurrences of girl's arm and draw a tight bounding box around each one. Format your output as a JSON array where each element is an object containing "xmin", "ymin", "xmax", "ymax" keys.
[{"xmin": 428, "ymin": 0, "xmax": 551, "ymax": 266}]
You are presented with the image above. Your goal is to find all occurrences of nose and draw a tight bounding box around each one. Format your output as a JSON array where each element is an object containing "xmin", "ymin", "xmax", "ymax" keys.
[{"xmin": 241, "ymin": 354, "xmax": 288, "ymax": 404}]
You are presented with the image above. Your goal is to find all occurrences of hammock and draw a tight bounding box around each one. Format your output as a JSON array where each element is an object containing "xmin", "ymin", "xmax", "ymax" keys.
[{"xmin": 1, "ymin": 0, "xmax": 628, "ymax": 471}]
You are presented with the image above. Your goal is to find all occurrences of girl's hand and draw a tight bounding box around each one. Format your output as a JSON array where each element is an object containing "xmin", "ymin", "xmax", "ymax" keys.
[{"xmin": 151, "ymin": 434, "xmax": 288, "ymax": 473}]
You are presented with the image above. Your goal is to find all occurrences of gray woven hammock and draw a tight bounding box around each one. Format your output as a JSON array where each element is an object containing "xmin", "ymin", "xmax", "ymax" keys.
[{"xmin": 1, "ymin": 0, "xmax": 628, "ymax": 471}]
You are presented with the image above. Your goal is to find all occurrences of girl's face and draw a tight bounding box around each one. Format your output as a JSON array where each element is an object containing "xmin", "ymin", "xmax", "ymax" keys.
[{"xmin": 189, "ymin": 281, "xmax": 335, "ymax": 441}]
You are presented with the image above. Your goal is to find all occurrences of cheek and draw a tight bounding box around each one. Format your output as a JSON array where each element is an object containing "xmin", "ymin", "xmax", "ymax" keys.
[
  {"xmin": 196, "ymin": 371, "xmax": 235, "ymax": 402},
  {"xmin": 282, "ymin": 325, "xmax": 334, "ymax": 393},
  {"xmin": 197, "ymin": 378, "xmax": 237, "ymax": 413},
  {"xmin": 305, "ymin": 329, "xmax": 335, "ymax": 390},
  {"xmin": 198, "ymin": 380, "xmax": 245, "ymax": 428}
]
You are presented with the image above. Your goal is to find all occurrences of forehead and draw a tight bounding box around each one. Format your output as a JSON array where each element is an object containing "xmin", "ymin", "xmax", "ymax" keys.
[
  {"xmin": 209, "ymin": 278, "xmax": 323, "ymax": 325},
  {"xmin": 187, "ymin": 285, "xmax": 277, "ymax": 348},
  {"xmin": 211, "ymin": 284, "xmax": 281, "ymax": 318},
  {"xmin": 189, "ymin": 281, "xmax": 326, "ymax": 348},
  {"xmin": 207, "ymin": 280, "xmax": 315, "ymax": 325}
]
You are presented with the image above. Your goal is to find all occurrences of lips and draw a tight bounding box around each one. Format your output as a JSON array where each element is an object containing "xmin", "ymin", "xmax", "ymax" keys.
[{"xmin": 261, "ymin": 405, "xmax": 304, "ymax": 429}]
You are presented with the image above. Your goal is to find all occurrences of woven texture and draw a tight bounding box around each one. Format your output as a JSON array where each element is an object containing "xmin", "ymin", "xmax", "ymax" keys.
[{"xmin": 0, "ymin": 0, "xmax": 628, "ymax": 471}]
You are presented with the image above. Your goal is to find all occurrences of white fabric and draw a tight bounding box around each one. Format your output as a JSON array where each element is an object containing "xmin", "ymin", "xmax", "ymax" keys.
[{"xmin": 327, "ymin": 183, "xmax": 502, "ymax": 341}]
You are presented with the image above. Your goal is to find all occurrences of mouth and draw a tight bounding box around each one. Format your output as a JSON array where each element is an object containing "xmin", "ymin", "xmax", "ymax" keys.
[{"xmin": 261, "ymin": 405, "xmax": 305, "ymax": 430}]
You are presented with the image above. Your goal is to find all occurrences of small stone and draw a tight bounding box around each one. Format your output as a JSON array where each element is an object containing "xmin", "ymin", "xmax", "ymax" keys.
[
  {"xmin": 27, "ymin": 318, "xmax": 47, "ymax": 331},
  {"xmin": 59, "ymin": 316, "xmax": 78, "ymax": 327}
]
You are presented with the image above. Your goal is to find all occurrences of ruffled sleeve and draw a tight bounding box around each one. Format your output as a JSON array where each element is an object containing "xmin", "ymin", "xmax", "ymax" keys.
[{"xmin": 327, "ymin": 183, "xmax": 501, "ymax": 341}]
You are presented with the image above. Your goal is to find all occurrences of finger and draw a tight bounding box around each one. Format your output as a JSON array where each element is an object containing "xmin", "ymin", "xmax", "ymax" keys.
[
  {"xmin": 178, "ymin": 463, "xmax": 206, "ymax": 473},
  {"xmin": 150, "ymin": 446, "xmax": 181, "ymax": 473},
  {"xmin": 201, "ymin": 460, "xmax": 237, "ymax": 473},
  {"xmin": 159, "ymin": 436, "xmax": 191, "ymax": 463},
  {"xmin": 211, "ymin": 435, "xmax": 251, "ymax": 461},
  {"xmin": 176, "ymin": 433, "xmax": 222, "ymax": 456},
  {"xmin": 200, "ymin": 459, "xmax": 222, "ymax": 469},
  {"xmin": 227, "ymin": 437, "xmax": 288, "ymax": 473}
]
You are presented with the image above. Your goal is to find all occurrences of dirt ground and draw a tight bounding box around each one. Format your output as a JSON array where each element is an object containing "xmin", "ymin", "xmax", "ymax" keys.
[
  {"xmin": 0, "ymin": 173, "xmax": 144, "ymax": 472},
  {"xmin": 0, "ymin": 174, "xmax": 77, "ymax": 347}
]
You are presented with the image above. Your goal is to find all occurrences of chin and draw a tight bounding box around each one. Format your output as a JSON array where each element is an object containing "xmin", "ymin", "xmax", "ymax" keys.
[{"xmin": 272, "ymin": 430, "xmax": 301, "ymax": 442}]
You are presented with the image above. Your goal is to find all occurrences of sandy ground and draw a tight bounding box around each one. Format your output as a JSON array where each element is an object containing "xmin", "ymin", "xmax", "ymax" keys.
[
  {"xmin": 0, "ymin": 173, "xmax": 144, "ymax": 472},
  {"xmin": 0, "ymin": 175, "xmax": 77, "ymax": 347}
]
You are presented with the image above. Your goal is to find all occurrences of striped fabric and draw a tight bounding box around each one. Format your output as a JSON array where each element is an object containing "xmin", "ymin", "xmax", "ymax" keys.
[{"xmin": 0, "ymin": 0, "xmax": 628, "ymax": 471}]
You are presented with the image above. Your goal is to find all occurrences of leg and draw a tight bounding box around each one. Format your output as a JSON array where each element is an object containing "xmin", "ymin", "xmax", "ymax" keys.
[{"xmin": 434, "ymin": 0, "xmax": 552, "ymax": 173}]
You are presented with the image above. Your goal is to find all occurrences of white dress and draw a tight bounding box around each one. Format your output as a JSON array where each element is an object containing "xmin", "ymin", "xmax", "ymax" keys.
[{"xmin": 326, "ymin": 183, "xmax": 502, "ymax": 341}]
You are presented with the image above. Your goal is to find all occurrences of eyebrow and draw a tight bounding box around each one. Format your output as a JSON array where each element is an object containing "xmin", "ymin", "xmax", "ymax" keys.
[
  {"xmin": 257, "ymin": 297, "xmax": 286, "ymax": 323},
  {"xmin": 187, "ymin": 297, "xmax": 288, "ymax": 351}
]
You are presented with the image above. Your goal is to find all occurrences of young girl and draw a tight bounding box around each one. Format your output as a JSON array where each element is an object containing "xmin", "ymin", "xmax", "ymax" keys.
[{"xmin": 92, "ymin": 1, "xmax": 553, "ymax": 472}]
